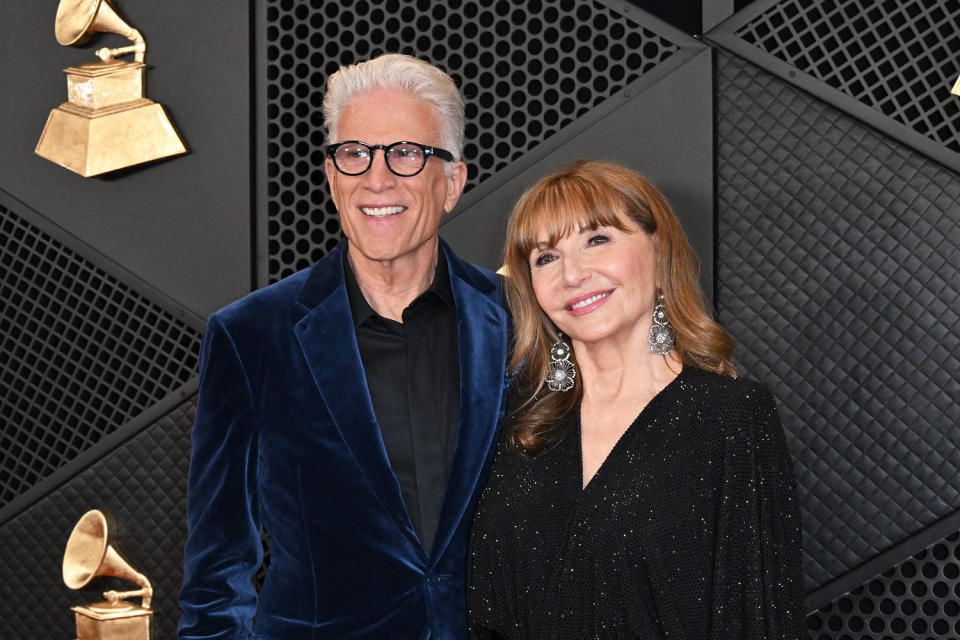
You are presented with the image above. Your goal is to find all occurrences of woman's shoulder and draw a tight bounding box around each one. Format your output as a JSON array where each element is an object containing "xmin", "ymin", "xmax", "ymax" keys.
[
  {"xmin": 679, "ymin": 365, "xmax": 774, "ymax": 401},
  {"xmin": 676, "ymin": 366, "xmax": 779, "ymax": 430}
]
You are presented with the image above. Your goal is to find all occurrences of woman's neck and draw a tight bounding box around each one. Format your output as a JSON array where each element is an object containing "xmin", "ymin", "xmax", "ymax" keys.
[{"xmin": 574, "ymin": 331, "xmax": 682, "ymax": 405}]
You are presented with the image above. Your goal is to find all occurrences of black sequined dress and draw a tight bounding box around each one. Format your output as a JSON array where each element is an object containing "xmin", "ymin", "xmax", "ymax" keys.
[{"xmin": 467, "ymin": 366, "xmax": 804, "ymax": 639}]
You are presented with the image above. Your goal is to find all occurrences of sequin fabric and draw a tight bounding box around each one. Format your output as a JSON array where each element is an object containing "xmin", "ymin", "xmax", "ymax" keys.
[{"xmin": 467, "ymin": 366, "xmax": 805, "ymax": 639}]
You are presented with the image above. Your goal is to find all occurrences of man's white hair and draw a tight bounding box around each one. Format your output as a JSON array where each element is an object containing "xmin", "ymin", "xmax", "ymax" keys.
[{"xmin": 323, "ymin": 54, "xmax": 465, "ymax": 162}]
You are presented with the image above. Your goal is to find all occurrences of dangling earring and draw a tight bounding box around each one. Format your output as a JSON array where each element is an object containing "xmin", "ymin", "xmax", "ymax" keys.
[
  {"xmin": 546, "ymin": 332, "xmax": 576, "ymax": 392},
  {"xmin": 648, "ymin": 292, "xmax": 675, "ymax": 355}
]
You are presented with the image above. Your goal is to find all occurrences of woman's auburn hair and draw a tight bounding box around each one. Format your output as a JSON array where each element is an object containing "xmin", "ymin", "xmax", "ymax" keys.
[{"xmin": 503, "ymin": 160, "xmax": 737, "ymax": 455}]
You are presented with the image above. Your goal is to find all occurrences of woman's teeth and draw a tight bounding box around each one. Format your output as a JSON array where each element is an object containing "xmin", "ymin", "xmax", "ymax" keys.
[{"xmin": 569, "ymin": 292, "xmax": 610, "ymax": 310}]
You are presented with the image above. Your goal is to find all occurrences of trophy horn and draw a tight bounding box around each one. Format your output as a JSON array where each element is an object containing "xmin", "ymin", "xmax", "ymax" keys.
[
  {"xmin": 54, "ymin": 0, "xmax": 145, "ymax": 62},
  {"xmin": 62, "ymin": 509, "xmax": 152, "ymax": 608}
]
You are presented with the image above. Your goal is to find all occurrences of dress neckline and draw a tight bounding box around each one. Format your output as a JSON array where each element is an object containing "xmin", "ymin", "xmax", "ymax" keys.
[{"xmin": 577, "ymin": 364, "xmax": 686, "ymax": 491}]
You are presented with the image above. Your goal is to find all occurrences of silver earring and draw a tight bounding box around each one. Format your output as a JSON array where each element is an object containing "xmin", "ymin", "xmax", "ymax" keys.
[
  {"xmin": 648, "ymin": 292, "xmax": 675, "ymax": 355},
  {"xmin": 546, "ymin": 333, "xmax": 576, "ymax": 392}
]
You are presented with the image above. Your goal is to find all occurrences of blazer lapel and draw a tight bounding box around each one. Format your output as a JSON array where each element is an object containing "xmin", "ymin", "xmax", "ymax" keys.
[
  {"xmin": 293, "ymin": 243, "xmax": 419, "ymax": 548},
  {"xmin": 430, "ymin": 243, "xmax": 509, "ymax": 561}
]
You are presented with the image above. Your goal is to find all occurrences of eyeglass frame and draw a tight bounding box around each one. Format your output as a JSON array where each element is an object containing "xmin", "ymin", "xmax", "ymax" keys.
[{"xmin": 325, "ymin": 140, "xmax": 456, "ymax": 177}]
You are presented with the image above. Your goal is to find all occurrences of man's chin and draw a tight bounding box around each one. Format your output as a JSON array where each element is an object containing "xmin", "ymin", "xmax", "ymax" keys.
[{"xmin": 347, "ymin": 236, "xmax": 440, "ymax": 268}]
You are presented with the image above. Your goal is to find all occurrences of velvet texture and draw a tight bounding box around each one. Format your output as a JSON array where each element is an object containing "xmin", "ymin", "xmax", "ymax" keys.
[{"xmin": 178, "ymin": 239, "xmax": 509, "ymax": 640}]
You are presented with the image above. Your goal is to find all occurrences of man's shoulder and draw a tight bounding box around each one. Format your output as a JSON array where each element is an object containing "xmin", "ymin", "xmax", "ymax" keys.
[
  {"xmin": 211, "ymin": 249, "xmax": 344, "ymax": 330},
  {"xmin": 441, "ymin": 241, "xmax": 504, "ymax": 302}
]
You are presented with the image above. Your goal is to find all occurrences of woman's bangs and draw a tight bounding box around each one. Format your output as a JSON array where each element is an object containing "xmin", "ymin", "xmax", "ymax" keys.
[{"xmin": 513, "ymin": 181, "xmax": 628, "ymax": 258}]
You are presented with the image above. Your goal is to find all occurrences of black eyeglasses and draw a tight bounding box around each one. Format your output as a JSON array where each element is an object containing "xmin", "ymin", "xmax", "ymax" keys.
[{"xmin": 325, "ymin": 140, "xmax": 455, "ymax": 177}]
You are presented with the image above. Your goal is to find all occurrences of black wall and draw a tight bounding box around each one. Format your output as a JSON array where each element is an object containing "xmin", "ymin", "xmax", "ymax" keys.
[
  {"xmin": 2, "ymin": 0, "xmax": 252, "ymax": 319},
  {"xmin": 1, "ymin": 1, "xmax": 958, "ymax": 638}
]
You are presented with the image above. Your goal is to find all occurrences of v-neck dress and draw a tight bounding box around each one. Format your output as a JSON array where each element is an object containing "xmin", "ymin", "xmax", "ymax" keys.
[{"xmin": 467, "ymin": 366, "xmax": 804, "ymax": 639}]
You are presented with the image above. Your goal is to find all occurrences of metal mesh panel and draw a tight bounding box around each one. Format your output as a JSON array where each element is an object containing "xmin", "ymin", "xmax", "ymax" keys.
[
  {"xmin": 806, "ymin": 528, "xmax": 960, "ymax": 639},
  {"xmin": 716, "ymin": 52, "xmax": 960, "ymax": 591},
  {"xmin": 0, "ymin": 397, "xmax": 194, "ymax": 640},
  {"xmin": 0, "ymin": 202, "xmax": 201, "ymax": 509},
  {"xmin": 265, "ymin": 0, "xmax": 680, "ymax": 281},
  {"xmin": 734, "ymin": 0, "xmax": 960, "ymax": 154}
]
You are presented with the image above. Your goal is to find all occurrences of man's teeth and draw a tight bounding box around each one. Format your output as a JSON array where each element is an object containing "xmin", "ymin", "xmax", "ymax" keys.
[
  {"xmin": 361, "ymin": 206, "xmax": 405, "ymax": 217},
  {"xmin": 570, "ymin": 292, "xmax": 610, "ymax": 309}
]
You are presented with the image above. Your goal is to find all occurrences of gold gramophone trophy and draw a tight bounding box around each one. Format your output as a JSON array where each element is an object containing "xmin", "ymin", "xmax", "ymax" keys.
[
  {"xmin": 35, "ymin": 0, "xmax": 187, "ymax": 177},
  {"xmin": 62, "ymin": 509, "xmax": 153, "ymax": 640}
]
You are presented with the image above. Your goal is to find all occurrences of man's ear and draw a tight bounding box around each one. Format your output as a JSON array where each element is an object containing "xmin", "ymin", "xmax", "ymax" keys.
[{"xmin": 443, "ymin": 161, "xmax": 468, "ymax": 214}]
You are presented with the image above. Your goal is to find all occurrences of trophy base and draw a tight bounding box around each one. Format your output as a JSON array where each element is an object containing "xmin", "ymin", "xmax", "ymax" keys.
[
  {"xmin": 36, "ymin": 99, "xmax": 187, "ymax": 177},
  {"xmin": 72, "ymin": 602, "xmax": 151, "ymax": 640}
]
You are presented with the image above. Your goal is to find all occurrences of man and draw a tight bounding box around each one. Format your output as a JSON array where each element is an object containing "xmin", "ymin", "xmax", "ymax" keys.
[{"xmin": 178, "ymin": 54, "xmax": 509, "ymax": 639}]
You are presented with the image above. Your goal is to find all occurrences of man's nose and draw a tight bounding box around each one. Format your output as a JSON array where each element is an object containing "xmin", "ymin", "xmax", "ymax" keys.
[{"xmin": 364, "ymin": 149, "xmax": 397, "ymax": 187}]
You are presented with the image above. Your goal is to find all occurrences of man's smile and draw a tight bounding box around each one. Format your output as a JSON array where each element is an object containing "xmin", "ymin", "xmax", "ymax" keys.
[{"xmin": 361, "ymin": 205, "xmax": 407, "ymax": 217}]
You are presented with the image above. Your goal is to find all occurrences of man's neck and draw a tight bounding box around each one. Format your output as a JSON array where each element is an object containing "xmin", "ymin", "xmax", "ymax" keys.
[{"xmin": 347, "ymin": 241, "xmax": 440, "ymax": 322}]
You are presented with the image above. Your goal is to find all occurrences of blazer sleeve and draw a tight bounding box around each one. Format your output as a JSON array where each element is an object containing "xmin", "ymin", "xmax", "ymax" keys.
[
  {"xmin": 710, "ymin": 384, "xmax": 806, "ymax": 640},
  {"xmin": 178, "ymin": 313, "xmax": 263, "ymax": 640}
]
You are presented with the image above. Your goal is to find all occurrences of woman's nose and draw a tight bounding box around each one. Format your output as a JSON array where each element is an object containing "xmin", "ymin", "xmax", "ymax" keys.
[{"xmin": 561, "ymin": 255, "xmax": 590, "ymax": 287}]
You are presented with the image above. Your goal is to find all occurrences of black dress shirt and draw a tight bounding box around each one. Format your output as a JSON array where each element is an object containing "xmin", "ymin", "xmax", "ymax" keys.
[{"xmin": 344, "ymin": 250, "xmax": 460, "ymax": 554}]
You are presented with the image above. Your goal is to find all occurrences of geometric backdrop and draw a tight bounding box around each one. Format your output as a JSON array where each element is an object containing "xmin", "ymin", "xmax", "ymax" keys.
[
  {"xmin": 0, "ymin": 397, "xmax": 195, "ymax": 639},
  {"xmin": 1, "ymin": 0, "xmax": 959, "ymax": 638},
  {"xmin": 264, "ymin": 0, "xmax": 683, "ymax": 282},
  {"xmin": 0, "ymin": 200, "xmax": 200, "ymax": 509},
  {"xmin": 717, "ymin": 52, "xmax": 960, "ymax": 593},
  {"xmin": 731, "ymin": 0, "xmax": 960, "ymax": 157}
]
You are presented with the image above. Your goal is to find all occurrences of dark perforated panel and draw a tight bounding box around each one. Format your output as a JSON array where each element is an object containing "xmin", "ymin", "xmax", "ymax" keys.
[
  {"xmin": 807, "ymin": 529, "xmax": 960, "ymax": 639},
  {"xmin": 0, "ymin": 397, "xmax": 194, "ymax": 640},
  {"xmin": 734, "ymin": 0, "xmax": 960, "ymax": 154},
  {"xmin": 716, "ymin": 52, "xmax": 960, "ymax": 591},
  {"xmin": 265, "ymin": 0, "xmax": 680, "ymax": 281},
  {"xmin": 0, "ymin": 202, "xmax": 201, "ymax": 509}
]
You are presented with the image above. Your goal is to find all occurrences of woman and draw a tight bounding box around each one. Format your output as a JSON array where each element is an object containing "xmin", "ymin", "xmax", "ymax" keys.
[{"xmin": 468, "ymin": 161, "xmax": 804, "ymax": 639}]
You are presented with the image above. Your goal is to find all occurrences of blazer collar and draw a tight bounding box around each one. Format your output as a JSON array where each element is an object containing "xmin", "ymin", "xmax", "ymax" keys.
[
  {"xmin": 293, "ymin": 238, "xmax": 508, "ymax": 560},
  {"xmin": 294, "ymin": 240, "xmax": 420, "ymax": 550},
  {"xmin": 431, "ymin": 240, "xmax": 508, "ymax": 561}
]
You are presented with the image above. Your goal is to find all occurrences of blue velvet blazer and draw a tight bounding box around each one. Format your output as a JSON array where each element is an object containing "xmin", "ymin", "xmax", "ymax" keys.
[{"xmin": 178, "ymin": 239, "xmax": 509, "ymax": 640}]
